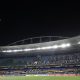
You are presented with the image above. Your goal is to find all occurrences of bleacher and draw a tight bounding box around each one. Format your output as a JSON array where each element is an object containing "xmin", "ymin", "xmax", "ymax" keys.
[
  {"xmin": 0, "ymin": 52, "xmax": 80, "ymax": 75},
  {"xmin": 0, "ymin": 35, "xmax": 80, "ymax": 75}
]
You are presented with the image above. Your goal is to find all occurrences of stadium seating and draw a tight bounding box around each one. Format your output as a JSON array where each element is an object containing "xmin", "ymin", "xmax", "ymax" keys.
[{"xmin": 0, "ymin": 52, "xmax": 80, "ymax": 75}]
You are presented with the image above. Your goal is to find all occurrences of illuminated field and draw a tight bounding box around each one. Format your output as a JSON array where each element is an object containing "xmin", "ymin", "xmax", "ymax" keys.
[{"xmin": 0, "ymin": 76, "xmax": 80, "ymax": 80}]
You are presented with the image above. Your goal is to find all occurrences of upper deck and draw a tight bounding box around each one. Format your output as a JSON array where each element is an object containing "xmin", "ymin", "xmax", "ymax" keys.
[{"xmin": 0, "ymin": 36, "xmax": 80, "ymax": 57}]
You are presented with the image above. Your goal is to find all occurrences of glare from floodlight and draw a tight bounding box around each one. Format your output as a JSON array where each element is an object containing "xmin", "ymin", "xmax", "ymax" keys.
[
  {"xmin": 66, "ymin": 43, "xmax": 71, "ymax": 47},
  {"xmin": 18, "ymin": 49, "xmax": 23, "ymax": 52},
  {"xmin": 6, "ymin": 50, "xmax": 12, "ymax": 52},
  {"xmin": 60, "ymin": 44, "xmax": 67, "ymax": 48},
  {"xmin": 78, "ymin": 41, "xmax": 80, "ymax": 44},
  {"xmin": 42, "ymin": 47, "xmax": 48, "ymax": 49},
  {"xmin": 24, "ymin": 48, "xmax": 34, "ymax": 51},
  {"xmin": 2, "ymin": 49, "xmax": 23, "ymax": 53},
  {"xmin": 2, "ymin": 50, "xmax": 7, "ymax": 52},
  {"xmin": 12, "ymin": 50, "xmax": 18, "ymax": 52},
  {"xmin": 36, "ymin": 47, "xmax": 41, "ymax": 50},
  {"xmin": 2, "ymin": 50, "xmax": 12, "ymax": 52},
  {"xmin": 1, "ymin": 43, "xmax": 71, "ymax": 53},
  {"xmin": 52, "ymin": 45, "xmax": 59, "ymax": 49},
  {"xmin": 24, "ymin": 49, "xmax": 31, "ymax": 51},
  {"xmin": 12, "ymin": 49, "xmax": 23, "ymax": 52},
  {"xmin": 45, "ymin": 46, "xmax": 54, "ymax": 49},
  {"xmin": 36, "ymin": 46, "xmax": 58, "ymax": 50},
  {"xmin": 60, "ymin": 43, "xmax": 71, "ymax": 48}
]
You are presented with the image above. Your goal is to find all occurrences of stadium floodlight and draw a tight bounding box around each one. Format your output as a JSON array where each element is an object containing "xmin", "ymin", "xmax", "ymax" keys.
[
  {"xmin": 12, "ymin": 50, "xmax": 22, "ymax": 52},
  {"xmin": 60, "ymin": 43, "xmax": 71, "ymax": 48},
  {"xmin": 4, "ymin": 50, "xmax": 12, "ymax": 53},
  {"xmin": 52, "ymin": 45, "xmax": 59, "ymax": 49},
  {"xmin": 36, "ymin": 46, "xmax": 48, "ymax": 50},
  {"xmin": 36, "ymin": 45, "xmax": 58, "ymax": 50},
  {"xmin": 6, "ymin": 50, "xmax": 12, "ymax": 52},
  {"xmin": 66, "ymin": 43, "xmax": 71, "ymax": 47},
  {"xmin": 2, "ymin": 49, "xmax": 23, "ymax": 53},
  {"xmin": 1, "ymin": 43, "xmax": 71, "ymax": 53},
  {"xmin": 39, "ymin": 46, "xmax": 52, "ymax": 50},
  {"xmin": 36, "ymin": 46, "xmax": 50, "ymax": 50},
  {"xmin": 36, "ymin": 47, "xmax": 42, "ymax": 50},
  {"xmin": 18, "ymin": 49, "xmax": 23, "ymax": 52},
  {"xmin": 2, "ymin": 50, "xmax": 8, "ymax": 53},
  {"xmin": 23, "ymin": 48, "xmax": 35, "ymax": 51},
  {"xmin": 60, "ymin": 44, "xmax": 67, "ymax": 48}
]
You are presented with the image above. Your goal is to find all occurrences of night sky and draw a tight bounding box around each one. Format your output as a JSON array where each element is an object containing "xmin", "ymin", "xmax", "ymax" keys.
[{"xmin": 0, "ymin": 2, "xmax": 80, "ymax": 46}]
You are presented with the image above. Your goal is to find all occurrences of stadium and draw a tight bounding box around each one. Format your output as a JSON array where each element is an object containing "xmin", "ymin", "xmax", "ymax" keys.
[{"xmin": 0, "ymin": 35, "xmax": 80, "ymax": 80}]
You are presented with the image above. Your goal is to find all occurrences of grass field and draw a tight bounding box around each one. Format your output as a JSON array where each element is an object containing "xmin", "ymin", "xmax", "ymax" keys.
[{"xmin": 0, "ymin": 76, "xmax": 80, "ymax": 80}]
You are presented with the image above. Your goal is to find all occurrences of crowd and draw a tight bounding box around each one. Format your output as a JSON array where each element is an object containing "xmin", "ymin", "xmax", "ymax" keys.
[{"xmin": 0, "ymin": 53, "xmax": 80, "ymax": 75}]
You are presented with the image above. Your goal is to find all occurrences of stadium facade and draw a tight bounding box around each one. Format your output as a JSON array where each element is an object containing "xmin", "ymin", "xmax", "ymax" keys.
[{"xmin": 0, "ymin": 36, "xmax": 80, "ymax": 75}]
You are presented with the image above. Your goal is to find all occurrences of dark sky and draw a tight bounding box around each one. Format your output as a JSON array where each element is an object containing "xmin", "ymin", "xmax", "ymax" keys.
[{"xmin": 0, "ymin": 2, "xmax": 80, "ymax": 46}]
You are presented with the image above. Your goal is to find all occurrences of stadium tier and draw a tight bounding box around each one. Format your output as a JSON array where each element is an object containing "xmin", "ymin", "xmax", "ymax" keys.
[{"xmin": 0, "ymin": 36, "xmax": 80, "ymax": 75}]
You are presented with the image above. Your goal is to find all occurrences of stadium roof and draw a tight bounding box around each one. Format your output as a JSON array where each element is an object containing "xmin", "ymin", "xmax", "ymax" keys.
[{"xmin": 0, "ymin": 35, "xmax": 80, "ymax": 57}]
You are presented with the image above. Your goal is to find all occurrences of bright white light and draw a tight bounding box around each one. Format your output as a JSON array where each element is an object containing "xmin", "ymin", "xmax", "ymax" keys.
[
  {"xmin": 36, "ymin": 47, "xmax": 41, "ymax": 50},
  {"xmin": 12, "ymin": 50, "xmax": 20, "ymax": 52},
  {"xmin": 2, "ymin": 43, "xmax": 71, "ymax": 53},
  {"xmin": 78, "ymin": 41, "xmax": 80, "ymax": 44},
  {"xmin": 2, "ymin": 49, "xmax": 23, "ymax": 53},
  {"xmin": 36, "ymin": 45, "xmax": 58, "ymax": 50},
  {"xmin": 5, "ymin": 50, "xmax": 12, "ymax": 53},
  {"xmin": 40, "ymin": 47, "xmax": 51, "ymax": 50},
  {"xmin": 18, "ymin": 49, "xmax": 23, "ymax": 52},
  {"xmin": 60, "ymin": 44, "xmax": 67, "ymax": 48},
  {"xmin": 23, "ymin": 48, "xmax": 34, "ymax": 51},
  {"xmin": 45, "ymin": 46, "xmax": 54, "ymax": 49},
  {"xmin": 2, "ymin": 50, "xmax": 7, "ymax": 52},
  {"xmin": 2, "ymin": 50, "xmax": 12, "ymax": 52},
  {"xmin": 52, "ymin": 45, "xmax": 59, "ymax": 49},
  {"xmin": 66, "ymin": 43, "xmax": 71, "ymax": 47},
  {"xmin": 60, "ymin": 43, "xmax": 71, "ymax": 48}
]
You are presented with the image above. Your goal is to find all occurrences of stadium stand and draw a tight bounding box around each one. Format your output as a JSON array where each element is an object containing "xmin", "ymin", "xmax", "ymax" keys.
[{"xmin": 0, "ymin": 36, "xmax": 80, "ymax": 75}]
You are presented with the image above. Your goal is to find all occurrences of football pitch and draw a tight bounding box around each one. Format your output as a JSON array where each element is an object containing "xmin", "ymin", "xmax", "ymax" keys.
[{"xmin": 0, "ymin": 76, "xmax": 80, "ymax": 80}]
